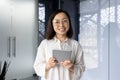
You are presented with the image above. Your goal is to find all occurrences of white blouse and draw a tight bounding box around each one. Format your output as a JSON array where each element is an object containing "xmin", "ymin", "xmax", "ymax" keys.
[{"xmin": 33, "ymin": 37, "xmax": 85, "ymax": 80}]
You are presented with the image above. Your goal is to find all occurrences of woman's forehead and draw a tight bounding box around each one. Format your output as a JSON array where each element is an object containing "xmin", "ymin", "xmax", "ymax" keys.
[{"xmin": 54, "ymin": 12, "xmax": 68, "ymax": 19}]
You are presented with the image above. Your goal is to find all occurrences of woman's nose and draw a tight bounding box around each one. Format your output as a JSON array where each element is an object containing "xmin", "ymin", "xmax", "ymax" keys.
[{"xmin": 59, "ymin": 21, "xmax": 64, "ymax": 27}]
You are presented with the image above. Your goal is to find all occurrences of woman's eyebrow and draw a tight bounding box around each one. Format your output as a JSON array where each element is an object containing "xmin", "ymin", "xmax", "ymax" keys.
[{"xmin": 53, "ymin": 18, "xmax": 68, "ymax": 20}]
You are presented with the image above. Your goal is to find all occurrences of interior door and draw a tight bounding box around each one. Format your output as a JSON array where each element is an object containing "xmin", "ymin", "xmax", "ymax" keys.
[
  {"xmin": 0, "ymin": 0, "xmax": 11, "ymax": 61},
  {"xmin": 5, "ymin": 0, "xmax": 36, "ymax": 79}
]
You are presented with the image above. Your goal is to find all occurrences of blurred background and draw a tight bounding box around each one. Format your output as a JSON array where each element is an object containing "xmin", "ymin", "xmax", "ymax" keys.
[{"xmin": 0, "ymin": 0, "xmax": 120, "ymax": 80}]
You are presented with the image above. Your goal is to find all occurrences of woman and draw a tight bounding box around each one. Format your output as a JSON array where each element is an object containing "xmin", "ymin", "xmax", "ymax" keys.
[{"xmin": 33, "ymin": 9, "xmax": 85, "ymax": 80}]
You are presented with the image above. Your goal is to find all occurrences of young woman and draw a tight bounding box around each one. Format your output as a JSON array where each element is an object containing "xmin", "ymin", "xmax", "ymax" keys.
[{"xmin": 33, "ymin": 9, "xmax": 85, "ymax": 80}]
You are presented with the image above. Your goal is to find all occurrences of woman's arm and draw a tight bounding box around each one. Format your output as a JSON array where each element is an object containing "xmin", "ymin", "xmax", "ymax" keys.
[
  {"xmin": 33, "ymin": 40, "xmax": 47, "ymax": 79},
  {"xmin": 73, "ymin": 43, "xmax": 85, "ymax": 80}
]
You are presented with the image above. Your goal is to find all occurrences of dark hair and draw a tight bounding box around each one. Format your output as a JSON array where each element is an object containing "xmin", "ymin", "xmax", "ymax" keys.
[{"xmin": 45, "ymin": 9, "xmax": 73, "ymax": 40}]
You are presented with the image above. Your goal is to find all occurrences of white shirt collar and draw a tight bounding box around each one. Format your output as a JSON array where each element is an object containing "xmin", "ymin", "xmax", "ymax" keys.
[{"xmin": 53, "ymin": 36, "xmax": 69, "ymax": 43}]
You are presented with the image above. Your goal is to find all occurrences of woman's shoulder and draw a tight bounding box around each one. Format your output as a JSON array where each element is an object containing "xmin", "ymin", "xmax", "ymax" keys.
[
  {"xmin": 40, "ymin": 39, "xmax": 49, "ymax": 43},
  {"xmin": 70, "ymin": 38, "xmax": 80, "ymax": 44},
  {"xmin": 69, "ymin": 38, "xmax": 82, "ymax": 47},
  {"xmin": 40, "ymin": 39, "xmax": 53, "ymax": 44},
  {"xmin": 38, "ymin": 39, "xmax": 49, "ymax": 47},
  {"xmin": 69, "ymin": 39, "xmax": 82, "ymax": 50}
]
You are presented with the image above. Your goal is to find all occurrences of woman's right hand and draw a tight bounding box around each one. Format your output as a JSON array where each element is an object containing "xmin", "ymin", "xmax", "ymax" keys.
[{"xmin": 46, "ymin": 57, "xmax": 57, "ymax": 71}]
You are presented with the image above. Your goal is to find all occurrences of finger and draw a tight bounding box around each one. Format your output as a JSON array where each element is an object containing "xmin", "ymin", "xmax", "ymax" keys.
[
  {"xmin": 49, "ymin": 57, "xmax": 55, "ymax": 62},
  {"xmin": 60, "ymin": 61, "xmax": 64, "ymax": 65},
  {"xmin": 49, "ymin": 57, "xmax": 53, "ymax": 61},
  {"xmin": 62, "ymin": 62, "xmax": 67, "ymax": 66},
  {"xmin": 65, "ymin": 60, "xmax": 71, "ymax": 63}
]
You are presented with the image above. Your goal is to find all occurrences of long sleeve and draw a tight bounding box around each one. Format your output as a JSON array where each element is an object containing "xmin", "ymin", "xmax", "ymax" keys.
[
  {"xmin": 73, "ymin": 42, "xmax": 85, "ymax": 80},
  {"xmin": 33, "ymin": 40, "xmax": 47, "ymax": 79}
]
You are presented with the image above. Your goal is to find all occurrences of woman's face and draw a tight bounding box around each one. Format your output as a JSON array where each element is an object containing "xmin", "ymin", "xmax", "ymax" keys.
[{"xmin": 52, "ymin": 12, "xmax": 70, "ymax": 37}]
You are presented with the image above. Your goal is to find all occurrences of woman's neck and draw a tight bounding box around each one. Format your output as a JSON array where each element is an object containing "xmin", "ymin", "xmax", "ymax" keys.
[{"xmin": 55, "ymin": 35, "xmax": 67, "ymax": 42}]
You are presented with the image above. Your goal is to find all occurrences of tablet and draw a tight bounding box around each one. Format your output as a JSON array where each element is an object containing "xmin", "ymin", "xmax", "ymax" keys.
[{"xmin": 53, "ymin": 50, "xmax": 72, "ymax": 62}]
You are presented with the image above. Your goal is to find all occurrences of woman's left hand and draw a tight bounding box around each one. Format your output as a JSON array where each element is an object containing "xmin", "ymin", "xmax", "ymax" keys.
[{"xmin": 60, "ymin": 60, "xmax": 74, "ymax": 72}]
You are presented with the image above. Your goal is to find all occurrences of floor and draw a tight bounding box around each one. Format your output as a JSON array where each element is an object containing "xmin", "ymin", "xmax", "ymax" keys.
[{"xmin": 20, "ymin": 76, "xmax": 39, "ymax": 80}]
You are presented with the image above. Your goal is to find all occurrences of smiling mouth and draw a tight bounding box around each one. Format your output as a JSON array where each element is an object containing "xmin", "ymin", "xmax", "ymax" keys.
[{"xmin": 59, "ymin": 29, "xmax": 65, "ymax": 32}]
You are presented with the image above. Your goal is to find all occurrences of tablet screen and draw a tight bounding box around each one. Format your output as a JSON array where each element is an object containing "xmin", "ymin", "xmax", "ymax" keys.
[{"xmin": 53, "ymin": 50, "xmax": 72, "ymax": 62}]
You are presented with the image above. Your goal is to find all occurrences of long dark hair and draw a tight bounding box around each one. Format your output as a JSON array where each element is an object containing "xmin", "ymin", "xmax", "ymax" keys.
[{"xmin": 45, "ymin": 9, "xmax": 73, "ymax": 40}]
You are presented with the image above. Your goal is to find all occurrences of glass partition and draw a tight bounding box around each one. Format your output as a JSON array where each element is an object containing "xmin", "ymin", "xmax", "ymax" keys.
[{"xmin": 79, "ymin": 0, "xmax": 120, "ymax": 80}]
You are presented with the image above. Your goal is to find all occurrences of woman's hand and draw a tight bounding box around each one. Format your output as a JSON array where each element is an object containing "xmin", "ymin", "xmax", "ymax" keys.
[
  {"xmin": 60, "ymin": 60, "xmax": 74, "ymax": 73},
  {"xmin": 46, "ymin": 57, "xmax": 57, "ymax": 71}
]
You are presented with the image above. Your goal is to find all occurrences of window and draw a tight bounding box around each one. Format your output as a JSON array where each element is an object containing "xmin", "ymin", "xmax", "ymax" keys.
[{"xmin": 38, "ymin": 3, "xmax": 45, "ymax": 44}]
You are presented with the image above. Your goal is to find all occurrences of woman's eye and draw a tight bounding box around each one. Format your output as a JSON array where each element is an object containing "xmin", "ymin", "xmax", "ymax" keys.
[
  {"xmin": 63, "ymin": 19, "xmax": 68, "ymax": 23},
  {"xmin": 55, "ymin": 21, "xmax": 60, "ymax": 24},
  {"xmin": 63, "ymin": 20, "xmax": 68, "ymax": 22}
]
